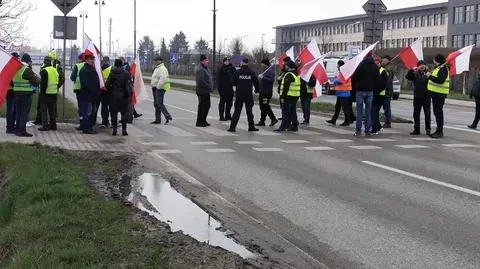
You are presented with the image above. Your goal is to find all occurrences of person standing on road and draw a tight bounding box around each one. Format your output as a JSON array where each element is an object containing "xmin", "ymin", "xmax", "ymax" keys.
[
  {"xmin": 275, "ymin": 59, "xmax": 301, "ymax": 132},
  {"xmin": 228, "ymin": 58, "xmax": 260, "ymax": 132},
  {"xmin": 5, "ymin": 52, "xmax": 20, "ymax": 134},
  {"xmin": 12, "ymin": 53, "xmax": 40, "ymax": 137},
  {"xmin": 195, "ymin": 55, "xmax": 213, "ymax": 127},
  {"xmin": 405, "ymin": 60, "xmax": 431, "ymax": 135},
  {"xmin": 467, "ymin": 73, "xmax": 480, "ymax": 129},
  {"xmin": 352, "ymin": 54, "xmax": 379, "ymax": 137},
  {"xmin": 371, "ymin": 56, "xmax": 388, "ymax": 135},
  {"xmin": 106, "ymin": 59, "xmax": 132, "ymax": 136},
  {"xmin": 381, "ymin": 55, "xmax": 393, "ymax": 129},
  {"xmin": 99, "ymin": 56, "xmax": 112, "ymax": 127},
  {"xmin": 217, "ymin": 57, "xmax": 235, "ymax": 121},
  {"xmin": 327, "ymin": 60, "xmax": 352, "ymax": 126},
  {"xmin": 71, "ymin": 53, "xmax": 86, "ymax": 130},
  {"xmin": 256, "ymin": 58, "xmax": 278, "ymax": 127},
  {"xmin": 300, "ymin": 75, "xmax": 316, "ymax": 126},
  {"xmin": 150, "ymin": 56, "xmax": 173, "ymax": 125},
  {"xmin": 38, "ymin": 56, "xmax": 64, "ymax": 131},
  {"xmin": 79, "ymin": 53, "xmax": 101, "ymax": 134},
  {"xmin": 120, "ymin": 56, "xmax": 142, "ymax": 121},
  {"xmin": 426, "ymin": 54, "xmax": 450, "ymax": 138}
]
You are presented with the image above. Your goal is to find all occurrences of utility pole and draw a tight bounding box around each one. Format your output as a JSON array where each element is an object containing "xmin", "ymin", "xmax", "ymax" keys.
[
  {"xmin": 134, "ymin": 0, "xmax": 137, "ymax": 58},
  {"xmin": 79, "ymin": 10, "xmax": 88, "ymax": 48},
  {"xmin": 108, "ymin": 18, "xmax": 112, "ymax": 60},
  {"xmin": 261, "ymin": 33, "xmax": 265, "ymax": 61},
  {"xmin": 212, "ymin": 0, "xmax": 217, "ymax": 89},
  {"xmin": 95, "ymin": 0, "xmax": 105, "ymax": 55}
]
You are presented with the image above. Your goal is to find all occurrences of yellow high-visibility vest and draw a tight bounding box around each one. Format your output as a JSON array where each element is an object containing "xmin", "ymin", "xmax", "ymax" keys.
[
  {"xmin": 379, "ymin": 67, "xmax": 388, "ymax": 96},
  {"xmin": 428, "ymin": 65, "xmax": 450, "ymax": 95},
  {"xmin": 74, "ymin": 62, "xmax": 85, "ymax": 92},
  {"xmin": 44, "ymin": 66, "xmax": 59, "ymax": 94},
  {"xmin": 12, "ymin": 66, "xmax": 32, "ymax": 92},
  {"xmin": 282, "ymin": 72, "xmax": 301, "ymax": 97},
  {"xmin": 102, "ymin": 65, "xmax": 112, "ymax": 81}
]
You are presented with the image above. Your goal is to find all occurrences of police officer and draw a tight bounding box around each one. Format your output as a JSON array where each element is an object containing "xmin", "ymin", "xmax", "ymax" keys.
[
  {"xmin": 427, "ymin": 54, "xmax": 450, "ymax": 138},
  {"xmin": 275, "ymin": 59, "xmax": 301, "ymax": 132},
  {"xmin": 227, "ymin": 58, "xmax": 260, "ymax": 132},
  {"xmin": 71, "ymin": 53, "xmax": 85, "ymax": 130},
  {"xmin": 38, "ymin": 56, "xmax": 64, "ymax": 131},
  {"xmin": 371, "ymin": 56, "xmax": 389, "ymax": 134}
]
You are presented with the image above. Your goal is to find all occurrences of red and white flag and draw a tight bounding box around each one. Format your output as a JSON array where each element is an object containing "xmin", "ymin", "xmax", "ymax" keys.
[
  {"xmin": 339, "ymin": 42, "xmax": 379, "ymax": 83},
  {"xmin": 83, "ymin": 33, "xmax": 105, "ymax": 89},
  {"xmin": 399, "ymin": 37, "xmax": 424, "ymax": 69},
  {"xmin": 0, "ymin": 50, "xmax": 22, "ymax": 108},
  {"xmin": 277, "ymin": 46, "xmax": 295, "ymax": 67},
  {"xmin": 299, "ymin": 39, "xmax": 321, "ymax": 64},
  {"xmin": 446, "ymin": 45, "xmax": 474, "ymax": 76},
  {"xmin": 130, "ymin": 56, "xmax": 148, "ymax": 105},
  {"xmin": 299, "ymin": 57, "xmax": 328, "ymax": 98}
]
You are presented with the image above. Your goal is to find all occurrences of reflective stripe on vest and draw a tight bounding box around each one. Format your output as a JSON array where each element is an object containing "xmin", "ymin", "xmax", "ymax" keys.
[
  {"xmin": 379, "ymin": 67, "xmax": 388, "ymax": 96},
  {"xmin": 44, "ymin": 66, "xmax": 59, "ymax": 94},
  {"xmin": 74, "ymin": 62, "xmax": 85, "ymax": 91},
  {"xmin": 13, "ymin": 66, "xmax": 32, "ymax": 92},
  {"xmin": 428, "ymin": 65, "xmax": 450, "ymax": 95},
  {"xmin": 282, "ymin": 72, "xmax": 301, "ymax": 97},
  {"xmin": 102, "ymin": 65, "xmax": 112, "ymax": 80}
]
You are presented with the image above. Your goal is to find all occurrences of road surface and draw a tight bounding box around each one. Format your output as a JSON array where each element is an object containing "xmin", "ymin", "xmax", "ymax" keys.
[{"xmin": 63, "ymin": 70, "xmax": 480, "ymax": 268}]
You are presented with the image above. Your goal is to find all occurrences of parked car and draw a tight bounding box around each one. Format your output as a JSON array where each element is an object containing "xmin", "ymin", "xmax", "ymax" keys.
[{"xmin": 392, "ymin": 76, "xmax": 401, "ymax": 100}]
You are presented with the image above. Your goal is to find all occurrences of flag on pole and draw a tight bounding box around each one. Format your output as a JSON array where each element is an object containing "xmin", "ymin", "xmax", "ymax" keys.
[
  {"xmin": 299, "ymin": 39, "xmax": 321, "ymax": 64},
  {"xmin": 399, "ymin": 37, "xmax": 424, "ymax": 69},
  {"xmin": 0, "ymin": 50, "xmax": 23, "ymax": 108},
  {"xmin": 299, "ymin": 57, "xmax": 328, "ymax": 98},
  {"xmin": 446, "ymin": 45, "xmax": 474, "ymax": 76},
  {"xmin": 277, "ymin": 46, "xmax": 295, "ymax": 67},
  {"xmin": 339, "ymin": 42, "xmax": 379, "ymax": 83},
  {"xmin": 83, "ymin": 33, "xmax": 105, "ymax": 89},
  {"xmin": 130, "ymin": 56, "xmax": 148, "ymax": 105}
]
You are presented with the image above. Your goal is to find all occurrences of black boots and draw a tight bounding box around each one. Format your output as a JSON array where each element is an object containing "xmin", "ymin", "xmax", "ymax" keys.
[{"xmin": 122, "ymin": 123, "xmax": 128, "ymax": 136}]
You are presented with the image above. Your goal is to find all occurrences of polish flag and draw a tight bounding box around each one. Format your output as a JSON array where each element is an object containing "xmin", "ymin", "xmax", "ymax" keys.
[
  {"xmin": 339, "ymin": 42, "xmax": 379, "ymax": 83},
  {"xmin": 84, "ymin": 34, "xmax": 105, "ymax": 90},
  {"xmin": 299, "ymin": 57, "xmax": 328, "ymax": 98},
  {"xmin": 446, "ymin": 45, "xmax": 474, "ymax": 76},
  {"xmin": 129, "ymin": 56, "xmax": 148, "ymax": 105},
  {"xmin": 299, "ymin": 39, "xmax": 321, "ymax": 64},
  {"xmin": 399, "ymin": 37, "xmax": 424, "ymax": 69},
  {"xmin": 277, "ymin": 46, "xmax": 295, "ymax": 67},
  {"xmin": 0, "ymin": 50, "xmax": 22, "ymax": 108}
]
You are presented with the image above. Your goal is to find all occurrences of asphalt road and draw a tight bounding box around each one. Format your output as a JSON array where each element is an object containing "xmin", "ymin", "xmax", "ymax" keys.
[{"xmin": 61, "ymin": 70, "xmax": 480, "ymax": 269}]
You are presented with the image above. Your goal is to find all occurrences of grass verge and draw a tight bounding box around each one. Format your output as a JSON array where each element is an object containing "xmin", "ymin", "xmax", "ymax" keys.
[
  {"xmin": 0, "ymin": 94, "xmax": 79, "ymax": 123},
  {"xmin": 0, "ymin": 143, "xmax": 167, "ymax": 268}
]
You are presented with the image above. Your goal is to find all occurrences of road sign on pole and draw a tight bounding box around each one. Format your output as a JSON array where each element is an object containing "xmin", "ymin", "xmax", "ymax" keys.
[
  {"xmin": 170, "ymin": 53, "xmax": 178, "ymax": 64},
  {"xmin": 362, "ymin": 0, "xmax": 387, "ymax": 45},
  {"xmin": 51, "ymin": 0, "xmax": 81, "ymax": 15}
]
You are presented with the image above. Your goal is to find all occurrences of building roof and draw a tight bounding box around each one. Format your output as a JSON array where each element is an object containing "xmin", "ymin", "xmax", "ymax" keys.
[{"xmin": 275, "ymin": 2, "xmax": 448, "ymax": 29}]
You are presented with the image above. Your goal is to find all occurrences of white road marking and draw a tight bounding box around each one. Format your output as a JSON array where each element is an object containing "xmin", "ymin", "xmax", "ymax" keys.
[
  {"xmin": 349, "ymin": 145, "xmax": 382, "ymax": 150},
  {"xmin": 190, "ymin": 141, "xmax": 218, "ymax": 146},
  {"xmin": 127, "ymin": 125, "xmax": 154, "ymax": 137},
  {"xmin": 325, "ymin": 139, "xmax": 354, "ymax": 143},
  {"xmin": 204, "ymin": 148, "xmax": 236, "ymax": 153},
  {"xmin": 294, "ymin": 129, "xmax": 321, "ymax": 135},
  {"xmin": 395, "ymin": 145, "xmax": 430, "ymax": 149},
  {"xmin": 165, "ymin": 104, "xmax": 197, "ymax": 114},
  {"xmin": 252, "ymin": 148, "xmax": 284, "ymax": 152},
  {"xmin": 155, "ymin": 125, "xmax": 197, "ymax": 137},
  {"xmin": 362, "ymin": 161, "xmax": 480, "ymax": 198},
  {"xmin": 442, "ymin": 144, "xmax": 479, "ymax": 148},
  {"xmin": 235, "ymin": 141, "xmax": 263, "ymax": 145},
  {"xmin": 139, "ymin": 142, "xmax": 168, "ymax": 146},
  {"xmin": 153, "ymin": 149, "xmax": 182, "ymax": 154},
  {"xmin": 195, "ymin": 125, "xmax": 238, "ymax": 137},
  {"xmin": 411, "ymin": 137, "xmax": 438, "ymax": 141},
  {"xmin": 281, "ymin": 140, "xmax": 310, "ymax": 144},
  {"xmin": 221, "ymin": 122, "xmax": 281, "ymax": 136},
  {"xmin": 304, "ymin": 146, "xmax": 335, "ymax": 151},
  {"xmin": 445, "ymin": 125, "xmax": 480, "ymax": 134},
  {"xmin": 366, "ymin": 138, "xmax": 397, "ymax": 142}
]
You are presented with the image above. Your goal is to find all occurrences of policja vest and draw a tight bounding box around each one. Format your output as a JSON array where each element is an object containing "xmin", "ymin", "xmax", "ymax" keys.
[
  {"xmin": 282, "ymin": 72, "xmax": 301, "ymax": 97},
  {"xmin": 428, "ymin": 65, "xmax": 450, "ymax": 95},
  {"xmin": 12, "ymin": 66, "xmax": 32, "ymax": 93},
  {"xmin": 73, "ymin": 62, "xmax": 85, "ymax": 92},
  {"xmin": 44, "ymin": 66, "xmax": 60, "ymax": 94},
  {"xmin": 379, "ymin": 67, "xmax": 388, "ymax": 96}
]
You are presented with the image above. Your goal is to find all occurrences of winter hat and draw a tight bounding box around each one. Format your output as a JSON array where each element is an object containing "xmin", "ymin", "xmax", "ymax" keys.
[
  {"xmin": 285, "ymin": 59, "xmax": 297, "ymax": 70},
  {"xmin": 21, "ymin": 53, "xmax": 31, "ymax": 63},
  {"xmin": 154, "ymin": 56, "xmax": 163, "ymax": 62},
  {"xmin": 434, "ymin": 54, "xmax": 445, "ymax": 64},
  {"xmin": 223, "ymin": 57, "xmax": 230, "ymax": 62},
  {"xmin": 84, "ymin": 52, "xmax": 95, "ymax": 59},
  {"xmin": 241, "ymin": 57, "xmax": 249, "ymax": 64},
  {"xmin": 114, "ymin": 59, "xmax": 123, "ymax": 67},
  {"xmin": 261, "ymin": 58, "xmax": 270, "ymax": 66},
  {"xmin": 417, "ymin": 60, "xmax": 426, "ymax": 66},
  {"xmin": 11, "ymin": 52, "xmax": 20, "ymax": 59},
  {"xmin": 200, "ymin": 54, "xmax": 208, "ymax": 62}
]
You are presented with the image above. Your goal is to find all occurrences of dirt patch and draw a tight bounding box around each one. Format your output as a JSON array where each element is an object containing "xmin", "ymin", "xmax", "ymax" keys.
[{"xmin": 87, "ymin": 154, "xmax": 260, "ymax": 269}]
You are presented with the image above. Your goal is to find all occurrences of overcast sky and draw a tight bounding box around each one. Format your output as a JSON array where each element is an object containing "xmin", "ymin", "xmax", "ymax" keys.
[{"xmin": 25, "ymin": 0, "xmax": 445, "ymax": 53}]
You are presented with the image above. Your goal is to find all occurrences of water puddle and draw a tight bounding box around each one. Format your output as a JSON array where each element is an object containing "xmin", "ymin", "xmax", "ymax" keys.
[{"xmin": 128, "ymin": 173, "xmax": 256, "ymax": 259}]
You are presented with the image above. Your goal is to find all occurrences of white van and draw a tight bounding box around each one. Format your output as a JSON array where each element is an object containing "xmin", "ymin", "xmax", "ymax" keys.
[{"xmin": 322, "ymin": 57, "xmax": 343, "ymax": 95}]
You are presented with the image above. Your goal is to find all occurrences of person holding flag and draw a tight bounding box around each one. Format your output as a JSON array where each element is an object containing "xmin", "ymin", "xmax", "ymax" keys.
[
  {"xmin": 405, "ymin": 60, "xmax": 431, "ymax": 135},
  {"xmin": 426, "ymin": 54, "xmax": 449, "ymax": 138},
  {"xmin": 327, "ymin": 60, "xmax": 352, "ymax": 126},
  {"xmin": 371, "ymin": 56, "xmax": 389, "ymax": 135},
  {"xmin": 300, "ymin": 74, "xmax": 316, "ymax": 126}
]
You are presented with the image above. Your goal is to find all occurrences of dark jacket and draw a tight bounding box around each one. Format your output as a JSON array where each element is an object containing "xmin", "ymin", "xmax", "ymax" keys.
[
  {"xmin": 259, "ymin": 68, "xmax": 275, "ymax": 96},
  {"xmin": 106, "ymin": 67, "xmax": 131, "ymax": 112},
  {"xmin": 300, "ymin": 76, "xmax": 317, "ymax": 98},
  {"xmin": 428, "ymin": 64, "xmax": 449, "ymax": 85},
  {"xmin": 217, "ymin": 64, "xmax": 236, "ymax": 93},
  {"xmin": 384, "ymin": 66, "xmax": 394, "ymax": 98},
  {"xmin": 39, "ymin": 63, "xmax": 65, "ymax": 95},
  {"xmin": 195, "ymin": 64, "xmax": 213, "ymax": 95},
  {"xmin": 470, "ymin": 79, "xmax": 480, "ymax": 98},
  {"xmin": 79, "ymin": 63, "xmax": 101, "ymax": 102},
  {"xmin": 232, "ymin": 65, "xmax": 259, "ymax": 99},
  {"xmin": 352, "ymin": 56, "xmax": 379, "ymax": 92},
  {"xmin": 374, "ymin": 68, "xmax": 388, "ymax": 97},
  {"xmin": 280, "ymin": 72, "xmax": 298, "ymax": 100},
  {"xmin": 406, "ymin": 69, "xmax": 429, "ymax": 98}
]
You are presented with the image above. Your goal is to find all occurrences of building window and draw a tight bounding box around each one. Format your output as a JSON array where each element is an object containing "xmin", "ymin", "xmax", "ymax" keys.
[
  {"xmin": 454, "ymin": 6, "xmax": 465, "ymax": 24},
  {"xmin": 429, "ymin": 15, "xmax": 434, "ymax": 26},
  {"xmin": 435, "ymin": 14, "xmax": 440, "ymax": 25},
  {"xmin": 393, "ymin": 19, "xmax": 398, "ymax": 29},
  {"xmin": 478, "ymin": 5, "xmax": 480, "ymax": 22},
  {"xmin": 476, "ymin": 34, "xmax": 480, "ymax": 47},
  {"xmin": 422, "ymin": 16, "xmax": 428, "ymax": 27},
  {"xmin": 432, "ymin": 36, "xmax": 438, "ymax": 48},
  {"xmin": 465, "ymin": 34, "xmax": 475, "ymax": 45},
  {"xmin": 439, "ymin": 36, "xmax": 445, "ymax": 48},
  {"xmin": 466, "ymin": 5, "xmax": 476, "ymax": 23},
  {"xmin": 441, "ymin": 13, "xmax": 446, "ymax": 25},
  {"xmin": 452, "ymin": 35, "xmax": 463, "ymax": 48}
]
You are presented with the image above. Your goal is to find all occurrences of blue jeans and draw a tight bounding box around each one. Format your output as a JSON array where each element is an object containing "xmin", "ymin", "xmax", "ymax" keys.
[
  {"xmin": 78, "ymin": 100, "xmax": 93, "ymax": 131},
  {"xmin": 153, "ymin": 88, "xmax": 172, "ymax": 121},
  {"xmin": 300, "ymin": 94, "xmax": 312, "ymax": 123},
  {"xmin": 6, "ymin": 96, "xmax": 15, "ymax": 132},
  {"xmin": 14, "ymin": 94, "xmax": 32, "ymax": 135},
  {"xmin": 383, "ymin": 98, "xmax": 392, "ymax": 125},
  {"xmin": 356, "ymin": 91, "xmax": 373, "ymax": 133}
]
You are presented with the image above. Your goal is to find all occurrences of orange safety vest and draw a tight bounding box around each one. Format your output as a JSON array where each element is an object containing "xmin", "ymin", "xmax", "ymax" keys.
[{"xmin": 336, "ymin": 79, "xmax": 352, "ymax": 91}]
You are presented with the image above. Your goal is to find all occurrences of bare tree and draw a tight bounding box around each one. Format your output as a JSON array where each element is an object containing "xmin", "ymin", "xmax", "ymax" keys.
[
  {"xmin": 0, "ymin": 0, "xmax": 34, "ymax": 46},
  {"xmin": 229, "ymin": 38, "xmax": 245, "ymax": 55}
]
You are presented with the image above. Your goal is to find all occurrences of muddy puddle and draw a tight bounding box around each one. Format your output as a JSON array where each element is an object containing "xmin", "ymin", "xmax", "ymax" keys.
[{"xmin": 128, "ymin": 173, "xmax": 256, "ymax": 259}]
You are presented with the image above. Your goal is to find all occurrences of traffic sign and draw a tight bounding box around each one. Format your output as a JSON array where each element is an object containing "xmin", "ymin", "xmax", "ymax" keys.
[
  {"xmin": 51, "ymin": 0, "xmax": 81, "ymax": 15},
  {"xmin": 170, "ymin": 53, "xmax": 178, "ymax": 64},
  {"xmin": 348, "ymin": 46, "xmax": 362, "ymax": 59},
  {"xmin": 53, "ymin": 16, "xmax": 77, "ymax": 40}
]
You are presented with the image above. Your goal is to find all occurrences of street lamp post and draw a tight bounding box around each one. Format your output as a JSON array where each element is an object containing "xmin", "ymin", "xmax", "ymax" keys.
[
  {"xmin": 212, "ymin": 0, "xmax": 217, "ymax": 89},
  {"xmin": 94, "ymin": 0, "xmax": 105, "ymax": 55},
  {"xmin": 134, "ymin": 0, "xmax": 137, "ymax": 58},
  {"xmin": 261, "ymin": 33, "xmax": 265, "ymax": 60},
  {"xmin": 79, "ymin": 10, "xmax": 88, "ymax": 47}
]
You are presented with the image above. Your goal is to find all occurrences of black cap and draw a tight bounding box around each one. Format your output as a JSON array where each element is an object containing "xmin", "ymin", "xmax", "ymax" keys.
[
  {"xmin": 21, "ymin": 53, "xmax": 31, "ymax": 63},
  {"xmin": 154, "ymin": 56, "xmax": 163, "ymax": 62},
  {"xmin": 241, "ymin": 57, "xmax": 249, "ymax": 64},
  {"xmin": 283, "ymin": 57, "xmax": 292, "ymax": 63},
  {"xmin": 417, "ymin": 60, "xmax": 426, "ymax": 66},
  {"xmin": 261, "ymin": 58, "xmax": 270, "ymax": 66},
  {"xmin": 285, "ymin": 59, "xmax": 297, "ymax": 70},
  {"xmin": 103, "ymin": 56, "xmax": 110, "ymax": 62},
  {"xmin": 114, "ymin": 59, "xmax": 123, "ymax": 67},
  {"xmin": 223, "ymin": 57, "xmax": 230, "ymax": 62},
  {"xmin": 200, "ymin": 54, "xmax": 208, "ymax": 62},
  {"xmin": 434, "ymin": 54, "xmax": 445, "ymax": 64},
  {"xmin": 11, "ymin": 52, "xmax": 20, "ymax": 59},
  {"xmin": 337, "ymin": 60, "xmax": 345, "ymax": 67}
]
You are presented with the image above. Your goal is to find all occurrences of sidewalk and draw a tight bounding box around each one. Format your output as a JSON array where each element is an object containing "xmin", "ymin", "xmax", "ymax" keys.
[{"xmin": 399, "ymin": 94, "xmax": 475, "ymax": 108}]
